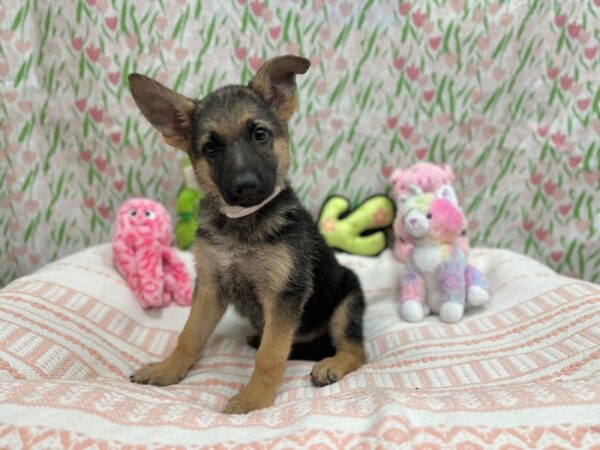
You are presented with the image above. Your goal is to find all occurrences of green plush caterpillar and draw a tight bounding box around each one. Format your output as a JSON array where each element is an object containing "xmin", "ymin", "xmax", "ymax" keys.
[
  {"xmin": 318, "ymin": 195, "xmax": 395, "ymax": 256},
  {"xmin": 175, "ymin": 161, "xmax": 203, "ymax": 249}
]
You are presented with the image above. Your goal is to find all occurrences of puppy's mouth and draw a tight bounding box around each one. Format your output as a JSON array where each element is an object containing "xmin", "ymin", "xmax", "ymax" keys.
[
  {"xmin": 219, "ymin": 181, "xmax": 283, "ymax": 219},
  {"xmin": 221, "ymin": 188, "xmax": 271, "ymax": 208},
  {"xmin": 229, "ymin": 196, "xmax": 266, "ymax": 208},
  {"xmin": 221, "ymin": 171, "xmax": 276, "ymax": 208}
]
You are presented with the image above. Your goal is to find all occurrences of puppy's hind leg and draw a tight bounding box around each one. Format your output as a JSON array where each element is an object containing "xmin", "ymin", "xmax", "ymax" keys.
[{"xmin": 311, "ymin": 269, "xmax": 366, "ymax": 386}]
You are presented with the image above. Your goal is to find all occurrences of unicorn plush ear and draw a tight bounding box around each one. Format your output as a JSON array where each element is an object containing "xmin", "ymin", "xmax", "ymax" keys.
[
  {"xmin": 398, "ymin": 184, "xmax": 423, "ymax": 202},
  {"xmin": 436, "ymin": 185, "xmax": 458, "ymax": 206}
]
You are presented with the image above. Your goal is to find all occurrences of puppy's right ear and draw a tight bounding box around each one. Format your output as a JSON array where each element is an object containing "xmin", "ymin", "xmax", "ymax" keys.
[{"xmin": 128, "ymin": 74, "xmax": 195, "ymax": 151}]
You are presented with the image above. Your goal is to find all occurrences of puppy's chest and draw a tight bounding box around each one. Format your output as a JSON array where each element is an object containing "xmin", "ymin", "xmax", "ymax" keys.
[
  {"xmin": 213, "ymin": 249, "xmax": 261, "ymax": 326},
  {"xmin": 211, "ymin": 240, "xmax": 292, "ymax": 326},
  {"xmin": 215, "ymin": 244, "xmax": 277, "ymax": 286}
]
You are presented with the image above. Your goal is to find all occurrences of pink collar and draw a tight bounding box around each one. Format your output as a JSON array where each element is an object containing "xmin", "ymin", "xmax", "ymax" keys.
[{"xmin": 220, "ymin": 185, "xmax": 283, "ymax": 219}]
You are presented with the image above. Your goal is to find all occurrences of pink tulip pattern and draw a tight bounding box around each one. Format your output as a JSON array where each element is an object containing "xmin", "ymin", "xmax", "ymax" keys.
[{"xmin": 0, "ymin": 0, "xmax": 599, "ymax": 286}]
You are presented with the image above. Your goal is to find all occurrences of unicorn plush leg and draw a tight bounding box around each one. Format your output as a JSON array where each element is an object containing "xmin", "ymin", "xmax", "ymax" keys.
[
  {"xmin": 400, "ymin": 269, "xmax": 427, "ymax": 322},
  {"xmin": 437, "ymin": 259, "xmax": 467, "ymax": 323},
  {"xmin": 465, "ymin": 264, "xmax": 490, "ymax": 307}
]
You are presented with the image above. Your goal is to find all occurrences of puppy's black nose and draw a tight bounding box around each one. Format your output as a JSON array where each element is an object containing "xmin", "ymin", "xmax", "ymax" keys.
[
  {"xmin": 230, "ymin": 171, "xmax": 262, "ymax": 204},
  {"xmin": 233, "ymin": 172, "xmax": 259, "ymax": 195}
]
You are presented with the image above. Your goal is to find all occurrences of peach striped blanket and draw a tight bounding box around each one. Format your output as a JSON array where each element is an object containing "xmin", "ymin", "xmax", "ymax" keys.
[{"xmin": 0, "ymin": 244, "xmax": 598, "ymax": 449}]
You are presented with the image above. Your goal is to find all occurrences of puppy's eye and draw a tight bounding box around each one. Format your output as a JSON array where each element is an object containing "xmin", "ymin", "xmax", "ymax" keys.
[
  {"xmin": 203, "ymin": 141, "xmax": 219, "ymax": 157},
  {"xmin": 129, "ymin": 210, "xmax": 137, "ymax": 217},
  {"xmin": 253, "ymin": 127, "xmax": 270, "ymax": 143},
  {"xmin": 144, "ymin": 210, "xmax": 155, "ymax": 219},
  {"xmin": 426, "ymin": 212, "xmax": 432, "ymax": 219}
]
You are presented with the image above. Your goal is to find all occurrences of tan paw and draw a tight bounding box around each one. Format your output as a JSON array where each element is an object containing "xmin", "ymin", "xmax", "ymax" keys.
[
  {"xmin": 129, "ymin": 359, "xmax": 187, "ymax": 386},
  {"xmin": 310, "ymin": 356, "xmax": 342, "ymax": 386},
  {"xmin": 223, "ymin": 388, "xmax": 274, "ymax": 414}
]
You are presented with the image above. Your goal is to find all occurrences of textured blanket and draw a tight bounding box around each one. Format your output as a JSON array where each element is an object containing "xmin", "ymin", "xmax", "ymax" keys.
[{"xmin": 0, "ymin": 244, "xmax": 598, "ymax": 448}]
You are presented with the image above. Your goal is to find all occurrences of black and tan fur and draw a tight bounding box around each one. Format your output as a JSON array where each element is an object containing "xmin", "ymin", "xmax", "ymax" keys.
[{"xmin": 127, "ymin": 56, "xmax": 366, "ymax": 414}]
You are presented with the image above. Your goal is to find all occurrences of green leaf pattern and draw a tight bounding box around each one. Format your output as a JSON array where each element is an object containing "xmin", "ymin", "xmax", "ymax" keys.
[{"xmin": 1, "ymin": 0, "xmax": 599, "ymax": 285}]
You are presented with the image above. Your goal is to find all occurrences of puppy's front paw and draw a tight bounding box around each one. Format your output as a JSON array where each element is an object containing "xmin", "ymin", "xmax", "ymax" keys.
[
  {"xmin": 129, "ymin": 359, "xmax": 187, "ymax": 386},
  {"xmin": 223, "ymin": 388, "xmax": 274, "ymax": 414}
]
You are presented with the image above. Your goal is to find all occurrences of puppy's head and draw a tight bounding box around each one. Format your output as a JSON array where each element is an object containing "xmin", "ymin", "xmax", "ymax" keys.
[{"xmin": 128, "ymin": 55, "xmax": 310, "ymax": 207}]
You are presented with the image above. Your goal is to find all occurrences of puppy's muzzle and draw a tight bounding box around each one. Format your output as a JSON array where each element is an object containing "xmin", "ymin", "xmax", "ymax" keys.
[{"xmin": 228, "ymin": 170, "xmax": 268, "ymax": 207}]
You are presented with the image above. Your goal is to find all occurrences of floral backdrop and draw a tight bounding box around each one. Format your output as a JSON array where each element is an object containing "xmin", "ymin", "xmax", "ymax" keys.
[{"xmin": 1, "ymin": 0, "xmax": 599, "ymax": 286}]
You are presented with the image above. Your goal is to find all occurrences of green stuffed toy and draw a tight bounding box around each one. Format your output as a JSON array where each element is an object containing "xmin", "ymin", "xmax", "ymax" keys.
[
  {"xmin": 175, "ymin": 160, "xmax": 203, "ymax": 250},
  {"xmin": 318, "ymin": 195, "xmax": 395, "ymax": 256}
]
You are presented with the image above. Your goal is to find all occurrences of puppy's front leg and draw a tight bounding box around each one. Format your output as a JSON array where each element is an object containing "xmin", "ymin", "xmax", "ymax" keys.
[
  {"xmin": 224, "ymin": 302, "xmax": 296, "ymax": 414},
  {"xmin": 130, "ymin": 277, "xmax": 225, "ymax": 386}
]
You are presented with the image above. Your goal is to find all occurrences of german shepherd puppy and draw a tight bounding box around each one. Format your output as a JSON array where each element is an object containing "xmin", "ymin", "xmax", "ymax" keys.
[{"xmin": 127, "ymin": 56, "xmax": 366, "ymax": 414}]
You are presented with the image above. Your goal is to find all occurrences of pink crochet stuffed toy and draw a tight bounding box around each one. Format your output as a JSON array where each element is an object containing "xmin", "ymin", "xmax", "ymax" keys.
[
  {"xmin": 112, "ymin": 198, "xmax": 192, "ymax": 309},
  {"xmin": 388, "ymin": 162, "xmax": 470, "ymax": 263},
  {"xmin": 398, "ymin": 185, "xmax": 490, "ymax": 323}
]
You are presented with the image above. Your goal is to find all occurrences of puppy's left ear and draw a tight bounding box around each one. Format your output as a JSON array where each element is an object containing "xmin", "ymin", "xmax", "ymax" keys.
[{"xmin": 250, "ymin": 55, "xmax": 311, "ymax": 121}]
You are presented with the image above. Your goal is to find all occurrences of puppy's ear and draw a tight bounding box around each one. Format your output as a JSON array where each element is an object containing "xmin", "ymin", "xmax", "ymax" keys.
[
  {"xmin": 128, "ymin": 74, "xmax": 195, "ymax": 151},
  {"xmin": 249, "ymin": 55, "xmax": 310, "ymax": 121}
]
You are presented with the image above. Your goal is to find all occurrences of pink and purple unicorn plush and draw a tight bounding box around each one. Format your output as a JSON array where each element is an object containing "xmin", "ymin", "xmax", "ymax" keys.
[
  {"xmin": 398, "ymin": 185, "xmax": 489, "ymax": 323},
  {"xmin": 389, "ymin": 162, "xmax": 470, "ymax": 263},
  {"xmin": 113, "ymin": 198, "xmax": 192, "ymax": 309}
]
